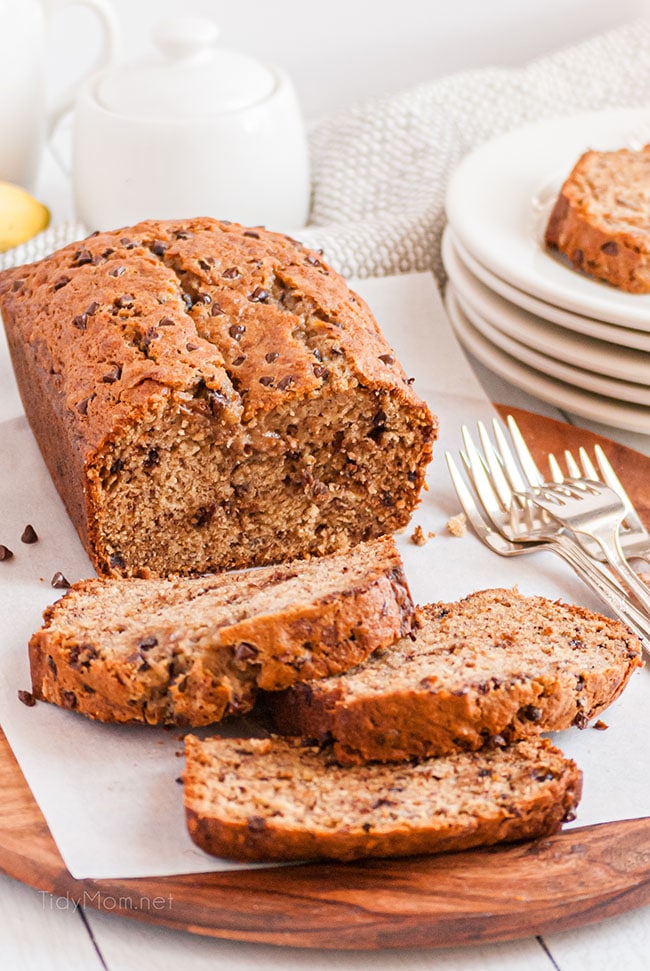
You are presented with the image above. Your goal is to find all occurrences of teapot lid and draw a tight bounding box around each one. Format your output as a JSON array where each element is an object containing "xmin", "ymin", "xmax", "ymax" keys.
[{"xmin": 96, "ymin": 17, "xmax": 275, "ymax": 120}]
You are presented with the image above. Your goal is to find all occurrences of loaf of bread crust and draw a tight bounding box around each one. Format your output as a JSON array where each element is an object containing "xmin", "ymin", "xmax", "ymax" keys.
[
  {"xmin": 0, "ymin": 219, "xmax": 435, "ymax": 577},
  {"xmin": 266, "ymin": 588, "xmax": 643, "ymax": 764},
  {"xmin": 184, "ymin": 734, "xmax": 582, "ymax": 862},
  {"xmin": 28, "ymin": 537, "xmax": 414, "ymax": 726},
  {"xmin": 545, "ymin": 145, "xmax": 650, "ymax": 292}
]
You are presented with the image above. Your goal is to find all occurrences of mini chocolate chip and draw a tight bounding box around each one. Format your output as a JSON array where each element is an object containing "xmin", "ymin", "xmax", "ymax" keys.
[
  {"xmin": 265, "ymin": 351, "xmax": 279, "ymax": 363},
  {"xmin": 110, "ymin": 266, "xmax": 126, "ymax": 277},
  {"xmin": 407, "ymin": 471, "xmax": 417, "ymax": 482},
  {"xmin": 11, "ymin": 279, "xmax": 24, "ymax": 291},
  {"xmin": 229, "ymin": 323, "xmax": 246, "ymax": 340},
  {"xmin": 234, "ymin": 643, "xmax": 259, "ymax": 662},
  {"xmin": 21, "ymin": 524, "xmax": 38, "ymax": 544},
  {"xmin": 211, "ymin": 302, "xmax": 225, "ymax": 316},
  {"xmin": 373, "ymin": 410, "xmax": 387, "ymax": 427},
  {"xmin": 247, "ymin": 815, "xmax": 267, "ymax": 832},
  {"xmin": 232, "ymin": 355, "xmax": 246, "ymax": 366},
  {"xmin": 139, "ymin": 636, "xmax": 158, "ymax": 651},
  {"xmin": 192, "ymin": 504, "xmax": 216, "ymax": 527},
  {"xmin": 109, "ymin": 553, "xmax": 126, "ymax": 570},
  {"xmin": 51, "ymin": 571, "xmax": 70, "ymax": 589},
  {"xmin": 143, "ymin": 448, "xmax": 160, "ymax": 468},
  {"xmin": 222, "ymin": 267, "xmax": 240, "ymax": 279},
  {"xmin": 378, "ymin": 353, "xmax": 395, "ymax": 365},
  {"xmin": 76, "ymin": 395, "xmax": 94, "ymax": 416},
  {"xmin": 85, "ymin": 301, "xmax": 99, "ymax": 316},
  {"xmin": 520, "ymin": 704, "xmax": 543, "ymax": 722},
  {"xmin": 53, "ymin": 276, "xmax": 70, "ymax": 291},
  {"xmin": 72, "ymin": 248, "xmax": 93, "ymax": 266},
  {"xmin": 72, "ymin": 313, "xmax": 87, "ymax": 330},
  {"xmin": 313, "ymin": 365, "xmax": 329, "ymax": 379},
  {"xmin": 102, "ymin": 365, "xmax": 122, "ymax": 384},
  {"xmin": 249, "ymin": 286, "xmax": 270, "ymax": 302},
  {"xmin": 110, "ymin": 458, "xmax": 124, "ymax": 474},
  {"xmin": 186, "ymin": 342, "xmax": 199, "ymax": 351},
  {"xmin": 47, "ymin": 655, "xmax": 57, "ymax": 675},
  {"xmin": 61, "ymin": 690, "xmax": 78, "ymax": 710},
  {"xmin": 115, "ymin": 293, "xmax": 134, "ymax": 308},
  {"xmin": 407, "ymin": 377, "xmax": 415, "ymax": 385},
  {"xmin": 313, "ymin": 348, "xmax": 322, "ymax": 361},
  {"xmin": 159, "ymin": 316, "xmax": 175, "ymax": 327},
  {"xmin": 182, "ymin": 293, "xmax": 193, "ymax": 311},
  {"xmin": 573, "ymin": 712, "xmax": 590, "ymax": 730},
  {"xmin": 0, "ymin": 545, "xmax": 14, "ymax": 561},
  {"xmin": 198, "ymin": 258, "xmax": 211, "ymax": 271},
  {"xmin": 151, "ymin": 240, "xmax": 167, "ymax": 256},
  {"xmin": 259, "ymin": 375, "xmax": 274, "ymax": 387},
  {"xmin": 18, "ymin": 689, "xmax": 36, "ymax": 707},
  {"xmin": 175, "ymin": 230, "xmax": 191, "ymax": 239},
  {"xmin": 362, "ymin": 823, "xmax": 372, "ymax": 833},
  {"xmin": 197, "ymin": 292, "xmax": 212, "ymax": 304},
  {"xmin": 277, "ymin": 374, "xmax": 296, "ymax": 391},
  {"xmin": 243, "ymin": 230, "xmax": 260, "ymax": 239},
  {"xmin": 305, "ymin": 254, "xmax": 321, "ymax": 266},
  {"xmin": 601, "ymin": 241, "xmax": 619, "ymax": 255}
]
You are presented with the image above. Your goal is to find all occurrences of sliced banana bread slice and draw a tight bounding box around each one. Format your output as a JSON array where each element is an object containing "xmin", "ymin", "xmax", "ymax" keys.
[
  {"xmin": 545, "ymin": 144, "xmax": 650, "ymax": 292},
  {"xmin": 28, "ymin": 537, "xmax": 414, "ymax": 726},
  {"xmin": 267, "ymin": 588, "xmax": 643, "ymax": 764},
  {"xmin": 184, "ymin": 734, "xmax": 581, "ymax": 862}
]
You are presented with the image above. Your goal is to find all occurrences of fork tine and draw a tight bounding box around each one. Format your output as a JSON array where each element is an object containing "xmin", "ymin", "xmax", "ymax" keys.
[
  {"xmin": 578, "ymin": 447, "xmax": 599, "ymax": 480},
  {"xmin": 548, "ymin": 453, "xmax": 564, "ymax": 482},
  {"xmin": 477, "ymin": 421, "xmax": 512, "ymax": 510},
  {"xmin": 492, "ymin": 419, "xmax": 527, "ymax": 493},
  {"xmin": 563, "ymin": 449, "xmax": 582, "ymax": 478},
  {"xmin": 505, "ymin": 415, "xmax": 544, "ymax": 488},
  {"xmin": 594, "ymin": 444, "xmax": 646, "ymax": 532},
  {"xmin": 460, "ymin": 426, "xmax": 505, "ymax": 523},
  {"xmin": 445, "ymin": 452, "xmax": 493, "ymax": 542}
]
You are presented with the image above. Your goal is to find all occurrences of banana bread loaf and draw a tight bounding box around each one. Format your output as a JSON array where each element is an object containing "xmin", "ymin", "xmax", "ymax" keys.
[
  {"xmin": 0, "ymin": 218, "xmax": 435, "ymax": 577},
  {"xmin": 28, "ymin": 537, "xmax": 414, "ymax": 726},
  {"xmin": 184, "ymin": 734, "xmax": 582, "ymax": 862},
  {"xmin": 545, "ymin": 144, "xmax": 650, "ymax": 292},
  {"xmin": 266, "ymin": 588, "xmax": 643, "ymax": 763}
]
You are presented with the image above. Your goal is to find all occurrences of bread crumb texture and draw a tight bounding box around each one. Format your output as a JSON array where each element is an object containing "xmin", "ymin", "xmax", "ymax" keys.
[
  {"xmin": 268, "ymin": 587, "xmax": 643, "ymax": 763},
  {"xmin": 183, "ymin": 733, "xmax": 582, "ymax": 862},
  {"xmin": 545, "ymin": 145, "xmax": 650, "ymax": 293}
]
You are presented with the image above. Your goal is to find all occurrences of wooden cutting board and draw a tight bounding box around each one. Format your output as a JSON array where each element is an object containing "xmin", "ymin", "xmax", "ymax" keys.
[{"xmin": 1, "ymin": 407, "xmax": 649, "ymax": 951}]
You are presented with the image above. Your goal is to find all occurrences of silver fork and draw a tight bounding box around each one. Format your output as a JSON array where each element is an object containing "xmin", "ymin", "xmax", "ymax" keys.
[
  {"xmin": 505, "ymin": 415, "xmax": 650, "ymax": 563},
  {"xmin": 520, "ymin": 479, "xmax": 650, "ymax": 617},
  {"xmin": 446, "ymin": 450, "xmax": 650, "ymax": 647}
]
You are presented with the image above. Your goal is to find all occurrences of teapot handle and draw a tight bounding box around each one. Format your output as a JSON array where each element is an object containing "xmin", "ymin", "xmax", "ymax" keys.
[{"xmin": 43, "ymin": 0, "xmax": 120, "ymax": 136}]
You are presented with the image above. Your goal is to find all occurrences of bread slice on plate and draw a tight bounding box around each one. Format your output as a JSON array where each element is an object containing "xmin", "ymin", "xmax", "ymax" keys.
[
  {"xmin": 545, "ymin": 144, "xmax": 650, "ymax": 292},
  {"xmin": 266, "ymin": 588, "xmax": 643, "ymax": 764},
  {"xmin": 184, "ymin": 734, "xmax": 582, "ymax": 862},
  {"xmin": 28, "ymin": 537, "xmax": 414, "ymax": 726}
]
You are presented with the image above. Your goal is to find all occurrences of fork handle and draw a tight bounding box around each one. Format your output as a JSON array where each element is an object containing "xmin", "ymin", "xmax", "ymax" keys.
[
  {"xmin": 586, "ymin": 527, "xmax": 650, "ymax": 620},
  {"xmin": 551, "ymin": 534, "xmax": 650, "ymax": 651}
]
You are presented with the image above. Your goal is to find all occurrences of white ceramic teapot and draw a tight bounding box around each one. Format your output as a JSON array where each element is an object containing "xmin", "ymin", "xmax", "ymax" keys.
[
  {"xmin": 0, "ymin": 0, "xmax": 118, "ymax": 188},
  {"xmin": 73, "ymin": 16, "xmax": 312, "ymax": 231}
]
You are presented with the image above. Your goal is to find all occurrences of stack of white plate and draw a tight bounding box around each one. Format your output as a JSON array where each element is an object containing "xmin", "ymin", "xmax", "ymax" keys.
[{"xmin": 443, "ymin": 107, "xmax": 650, "ymax": 434}]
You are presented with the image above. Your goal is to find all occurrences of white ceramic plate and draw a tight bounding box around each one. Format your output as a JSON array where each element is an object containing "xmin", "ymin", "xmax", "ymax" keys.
[
  {"xmin": 446, "ymin": 107, "xmax": 650, "ymax": 328},
  {"xmin": 442, "ymin": 230, "xmax": 650, "ymax": 383},
  {"xmin": 443, "ymin": 227, "xmax": 650, "ymax": 354},
  {"xmin": 448, "ymin": 284, "xmax": 650, "ymax": 406},
  {"xmin": 444, "ymin": 288, "xmax": 650, "ymax": 434}
]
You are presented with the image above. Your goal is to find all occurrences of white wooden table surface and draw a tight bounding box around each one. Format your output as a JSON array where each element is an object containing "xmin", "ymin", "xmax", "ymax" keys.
[{"xmin": 3, "ymin": 1, "xmax": 650, "ymax": 967}]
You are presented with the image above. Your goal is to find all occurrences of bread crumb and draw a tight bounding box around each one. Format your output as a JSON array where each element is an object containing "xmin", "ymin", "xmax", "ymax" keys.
[
  {"xmin": 593, "ymin": 720, "xmax": 608, "ymax": 731},
  {"xmin": 410, "ymin": 525, "xmax": 436, "ymax": 546},
  {"xmin": 447, "ymin": 513, "xmax": 467, "ymax": 537}
]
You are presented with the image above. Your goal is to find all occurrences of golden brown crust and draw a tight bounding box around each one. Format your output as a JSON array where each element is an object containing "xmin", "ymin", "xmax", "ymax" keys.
[
  {"xmin": 28, "ymin": 537, "xmax": 415, "ymax": 726},
  {"xmin": 545, "ymin": 146, "xmax": 650, "ymax": 293},
  {"xmin": 183, "ymin": 735, "xmax": 582, "ymax": 863},
  {"xmin": 267, "ymin": 588, "xmax": 643, "ymax": 763},
  {"xmin": 0, "ymin": 218, "xmax": 435, "ymax": 577}
]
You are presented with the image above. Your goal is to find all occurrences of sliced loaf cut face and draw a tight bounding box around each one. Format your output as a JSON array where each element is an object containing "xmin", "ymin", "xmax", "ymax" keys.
[
  {"xmin": 545, "ymin": 145, "xmax": 650, "ymax": 293},
  {"xmin": 267, "ymin": 588, "xmax": 643, "ymax": 764},
  {"xmin": 184, "ymin": 734, "xmax": 582, "ymax": 863},
  {"xmin": 28, "ymin": 537, "xmax": 414, "ymax": 727}
]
